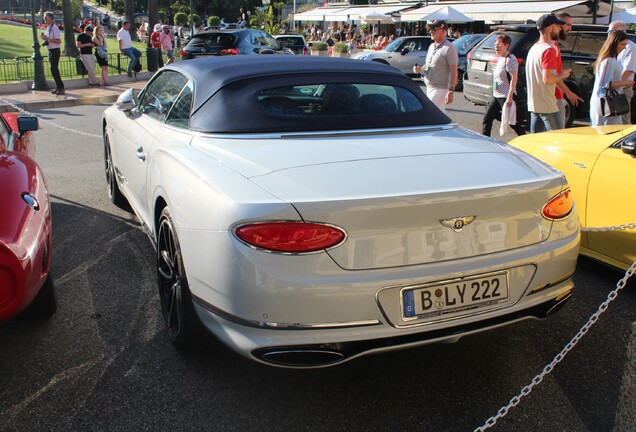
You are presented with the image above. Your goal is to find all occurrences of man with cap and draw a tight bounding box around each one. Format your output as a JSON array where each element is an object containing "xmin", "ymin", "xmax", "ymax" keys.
[
  {"xmin": 413, "ymin": 20, "xmax": 459, "ymax": 113},
  {"xmin": 609, "ymin": 21, "xmax": 636, "ymax": 124},
  {"xmin": 150, "ymin": 23, "xmax": 164, "ymax": 68},
  {"xmin": 117, "ymin": 20, "xmax": 142, "ymax": 78},
  {"xmin": 526, "ymin": 14, "xmax": 572, "ymax": 133},
  {"xmin": 77, "ymin": 24, "xmax": 101, "ymax": 86}
]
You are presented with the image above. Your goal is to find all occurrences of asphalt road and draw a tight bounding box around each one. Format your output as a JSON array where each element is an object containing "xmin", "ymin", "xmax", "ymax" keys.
[{"xmin": 0, "ymin": 101, "xmax": 634, "ymax": 432}]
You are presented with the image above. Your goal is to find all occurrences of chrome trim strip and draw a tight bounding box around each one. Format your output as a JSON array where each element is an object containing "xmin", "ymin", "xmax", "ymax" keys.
[
  {"xmin": 192, "ymin": 295, "xmax": 381, "ymax": 330},
  {"xmin": 191, "ymin": 124, "xmax": 458, "ymax": 140}
]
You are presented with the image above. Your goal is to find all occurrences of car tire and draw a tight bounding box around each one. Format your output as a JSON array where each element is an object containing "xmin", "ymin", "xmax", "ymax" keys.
[
  {"xmin": 455, "ymin": 70, "xmax": 465, "ymax": 92},
  {"xmin": 104, "ymin": 131, "xmax": 127, "ymax": 208},
  {"xmin": 157, "ymin": 207, "xmax": 209, "ymax": 351},
  {"xmin": 22, "ymin": 273, "xmax": 57, "ymax": 318}
]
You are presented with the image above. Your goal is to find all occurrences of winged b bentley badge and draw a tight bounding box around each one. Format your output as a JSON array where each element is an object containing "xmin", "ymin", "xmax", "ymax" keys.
[{"xmin": 439, "ymin": 216, "xmax": 477, "ymax": 232}]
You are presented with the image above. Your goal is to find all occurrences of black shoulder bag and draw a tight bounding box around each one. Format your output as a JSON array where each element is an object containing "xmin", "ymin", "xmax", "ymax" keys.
[{"xmin": 601, "ymin": 82, "xmax": 630, "ymax": 117}]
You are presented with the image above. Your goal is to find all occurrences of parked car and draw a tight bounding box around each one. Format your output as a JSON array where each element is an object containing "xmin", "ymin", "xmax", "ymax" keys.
[
  {"xmin": 0, "ymin": 113, "xmax": 57, "ymax": 324},
  {"xmin": 102, "ymin": 56, "xmax": 579, "ymax": 368},
  {"xmin": 452, "ymin": 33, "xmax": 487, "ymax": 91},
  {"xmin": 464, "ymin": 24, "xmax": 636, "ymax": 127},
  {"xmin": 179, "ymin": 28, "xmax": 291, "ymax": 60},
  {"xmin": 274, "ymin": 34, "xmax": 309, "ymax": 55},
  {"xmin": 510, "ymin": 125, "xmax": 636, "ymax": 271},
  {"xmin": 352, "ymin": 36, "xmax": 434, "ymax": 76}
]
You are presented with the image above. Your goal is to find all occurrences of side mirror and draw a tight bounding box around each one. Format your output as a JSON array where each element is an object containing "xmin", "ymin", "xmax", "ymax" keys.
[
  {"xmin": 622, "ymin": 136, "xmax": 636, "ymax": 155},
  {"xmin": 17, "ymin": 116, "xmax": 39, "ymax": 133},
  {"xmin": 116, "ymin": 88, "xmax": 139, "ymax": 112}
]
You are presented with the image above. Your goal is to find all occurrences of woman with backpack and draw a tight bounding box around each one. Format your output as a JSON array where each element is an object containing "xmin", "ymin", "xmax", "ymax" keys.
[{"xmin": 481, "ymin": 34, "xmax": 526, "ymax": 136}]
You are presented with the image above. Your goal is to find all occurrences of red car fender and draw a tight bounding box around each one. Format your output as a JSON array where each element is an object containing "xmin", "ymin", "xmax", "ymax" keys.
[{"xmin": 0, "ymin": 150, "xmax": 52, "ymax": 323}]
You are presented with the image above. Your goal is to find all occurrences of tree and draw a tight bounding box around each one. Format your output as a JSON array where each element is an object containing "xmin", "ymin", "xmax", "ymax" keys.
[
  {"xmin": 61, "ymin": 0, "xmax": 79, "ymax": 57},
  {"xmin": 125, "ymin": 0, "xmax": 136, "ymax": 41},
  {"xmin": 148, "ymin": 0, "xmax": 159, "ymax": 46}
]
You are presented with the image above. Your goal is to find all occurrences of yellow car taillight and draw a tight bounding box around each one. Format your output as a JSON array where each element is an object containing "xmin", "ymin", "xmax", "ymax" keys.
[{"xmin": 542, "ymin": 190, "xmax": 574, "ymax": 220}]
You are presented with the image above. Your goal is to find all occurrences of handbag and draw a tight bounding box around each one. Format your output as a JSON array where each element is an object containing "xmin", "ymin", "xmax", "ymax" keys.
[
  {"xmin": 601, "ymin": 82, "xmax": 630, "ymax": 117},
  {"xmin": 96, "ymin": 43, "xmax": 108, "ymax": 59}
]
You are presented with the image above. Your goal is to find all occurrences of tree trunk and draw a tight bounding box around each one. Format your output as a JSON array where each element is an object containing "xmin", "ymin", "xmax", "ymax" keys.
[
  {"xmin": 148, "ymin": 0, "xmax": 159, "ymax": 48},
  {"xmin": 125, "ymin": 0, "xmax": 137, "ymax": 41},
  {"xmin": 62, "ymin": 0, "xmax": 79, "ymax": 57}
]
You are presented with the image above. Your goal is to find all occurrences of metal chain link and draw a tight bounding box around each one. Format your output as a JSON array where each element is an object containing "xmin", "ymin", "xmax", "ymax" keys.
[
  {"xmin": 474, "ymin": 222, "xmax": 636, "ymax": 431},
  {"xmin": 0, "ymin": 97, "xmax": 102, "ymax": 139}
]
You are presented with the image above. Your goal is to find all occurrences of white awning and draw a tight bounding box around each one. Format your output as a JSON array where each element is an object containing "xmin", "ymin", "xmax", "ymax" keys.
[
  {"xmin": 296, "ymin": 5, "xmax": 414, "ymax": 22},
  {"xmin": 294, "ymin": 7, "xmax": 349, "ymax": 22},
  {"xmin": 400, "ymin": 1, "xmax": 613, "ymax": 24}
]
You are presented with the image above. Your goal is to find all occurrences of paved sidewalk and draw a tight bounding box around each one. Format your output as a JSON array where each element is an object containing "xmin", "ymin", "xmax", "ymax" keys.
[{"xmin": 0, "ymin": 77, "xmax": 149, "ymax": 113}]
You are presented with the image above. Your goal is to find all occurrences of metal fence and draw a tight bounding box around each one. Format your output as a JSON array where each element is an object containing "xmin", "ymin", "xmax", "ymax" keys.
[{"xmin": 0, "ymin": 51, "xmax": 161, "ymax": 83}]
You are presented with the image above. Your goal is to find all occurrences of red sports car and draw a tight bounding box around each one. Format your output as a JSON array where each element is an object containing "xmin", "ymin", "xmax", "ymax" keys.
[{"xmin": 0, "ymin": 112, "xmax": 56, "ymax": 323}]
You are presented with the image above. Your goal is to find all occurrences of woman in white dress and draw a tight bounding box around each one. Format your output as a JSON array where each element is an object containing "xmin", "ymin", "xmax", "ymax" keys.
[{"xmin": 590, "ymin": 30, "xmax": 634, "ymax": 126}]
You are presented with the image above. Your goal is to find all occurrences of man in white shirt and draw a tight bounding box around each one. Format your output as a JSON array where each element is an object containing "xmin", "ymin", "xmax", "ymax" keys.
[
  {"xmin": 609, "ymin": 21, "xmax": 636, "ymax": 124},
  {"xmin": 117, "ymin": 20, "xmax": 142, "ymax": 78},
  {"xmin": 41, "ymin": 11, "xmax": 64, "ymax": 94}
]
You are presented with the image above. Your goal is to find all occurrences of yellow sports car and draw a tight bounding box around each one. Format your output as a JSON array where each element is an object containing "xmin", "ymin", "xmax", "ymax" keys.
[{"xmin": 510, "ymin": 125, "xmax": 635, "ymax": 271}]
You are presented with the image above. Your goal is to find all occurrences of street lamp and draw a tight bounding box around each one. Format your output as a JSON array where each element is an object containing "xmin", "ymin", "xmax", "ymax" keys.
[{"xmin": 29, "ymin": 0, "xmax": 48, "ymax": 90}]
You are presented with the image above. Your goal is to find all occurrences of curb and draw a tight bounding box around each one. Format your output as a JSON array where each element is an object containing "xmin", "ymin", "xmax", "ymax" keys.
[{"xmin": 0, "ymin": 94, "xmax": 120, "ymax": 113}]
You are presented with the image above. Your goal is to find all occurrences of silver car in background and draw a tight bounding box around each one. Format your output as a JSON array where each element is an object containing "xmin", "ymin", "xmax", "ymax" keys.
[{"xmin": 352, "ymin": 36, "xmax": 433, "ymax": 76}]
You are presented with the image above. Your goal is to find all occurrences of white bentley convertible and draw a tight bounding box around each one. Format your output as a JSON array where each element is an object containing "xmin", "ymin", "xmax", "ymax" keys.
[{"xmin": 102, "ymin": 56, "xmax": 579, "ymax": 368}]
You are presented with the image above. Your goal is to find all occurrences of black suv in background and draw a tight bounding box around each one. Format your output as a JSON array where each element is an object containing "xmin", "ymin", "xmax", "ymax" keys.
[
  {"xmin": 464, "ymin": 24, "xmax": 636, "ymax": 127},
  {"xmin": 180, "ymin": 29, "xmax": 292, "ymax": 60}
]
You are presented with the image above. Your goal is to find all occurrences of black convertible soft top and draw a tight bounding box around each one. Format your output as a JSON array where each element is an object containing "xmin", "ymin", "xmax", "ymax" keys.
[{"xmin": 164, "ymin": 56, "xmax": 451, "ymax": 133}]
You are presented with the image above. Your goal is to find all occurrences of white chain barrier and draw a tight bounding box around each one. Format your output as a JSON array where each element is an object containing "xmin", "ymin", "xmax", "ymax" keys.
[
  {"xmin": 0, "ymin": 97, "xmax": 102, "ymax": 139},
  {"xmin": 474, "ymin": 223, "xmax": 636, "ymax": 431}
]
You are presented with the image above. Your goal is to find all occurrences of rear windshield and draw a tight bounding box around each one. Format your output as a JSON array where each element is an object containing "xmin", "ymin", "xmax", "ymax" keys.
[
  {"xmin": 476, "ymin": 31, "xmax": 529, "ymax": 54},
  {"xmin": 277, "ymin": 37, "xmax": 304, "ymax": 46},
  {"xmin": 452, "ymin": 34, "xmax": 483, "ymax": 55},
  {"xmin": 186, "ymin": 33, "xmax": 236, "ymax": 49},
  {"xmin": 257, "ymin": 83, "xmax": 424, "ymax": 117}
]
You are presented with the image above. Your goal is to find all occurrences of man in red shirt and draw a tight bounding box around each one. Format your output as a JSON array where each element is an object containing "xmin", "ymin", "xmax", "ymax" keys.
[{"xmin": 150, "ymin": 23, "xmax": 164, "ymax": 68}]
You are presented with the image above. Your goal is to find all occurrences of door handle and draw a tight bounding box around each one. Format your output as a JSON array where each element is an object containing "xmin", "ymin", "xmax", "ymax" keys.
[
  {"xmin": 136, "ymin": 147, "xmax": 146, "ymax": 161},
  {"xmin": 574, "ymin": 61, "xmax": 590, "ymax": 65}
]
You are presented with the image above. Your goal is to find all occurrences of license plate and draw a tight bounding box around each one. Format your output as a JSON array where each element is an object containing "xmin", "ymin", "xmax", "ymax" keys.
[
  {"xmin": 471, "ymin": 60, "xmax": 487, "ymax": 71},
  {"xmin": 402, "ymin": 272, "xmax": 509, "ymax": 319}
]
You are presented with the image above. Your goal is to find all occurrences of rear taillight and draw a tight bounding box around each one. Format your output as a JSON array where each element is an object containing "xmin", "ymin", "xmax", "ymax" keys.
[
  {"xmin": 179, "ymin": 50, "xmax": 188, "ymax": 58},
  {"xmin": 517, "ymin": 57, "xmax": 524, "ymax": 65},
  {"xmin": 542, "ymin": 190, "xmax": 574, "ymax": 220},
  {"xmin": 219, "ymin": 48, "xmax": 239, "ymax": 55},
  {"xmin": 234, "ymin": 222, "xmax": 346, "ymax": 253},
  {"xmin": 303, "ymin": 47, "xmax": 309, "ymax": 55}
]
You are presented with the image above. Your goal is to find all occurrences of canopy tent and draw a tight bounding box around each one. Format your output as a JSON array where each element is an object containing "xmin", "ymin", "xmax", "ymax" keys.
[
  {"xmin": 419, "ymin": 6, "xmax": 474, "ymax": 24},
  {"xmin": 399, "ymin": 1, "xmax": 618, "ymax": 24},
  {"xmin": 294, "ymin": 7, "xmax": 349, "ymax": 22},
  {"xmin": 296, "ymin": 5, "xmax": 412, "ymax": 23},
  {"xmin": 599, "ymin": 7, "xmax": 636, "ymax": 24}
]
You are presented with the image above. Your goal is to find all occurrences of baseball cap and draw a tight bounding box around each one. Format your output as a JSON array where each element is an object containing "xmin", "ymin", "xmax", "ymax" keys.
[
  {"xmin": 154, "ymin": 23, "xmax": 162, "ymax": 32},
  {"xmin": 427, "ymin": 20, "xmax": 447, "ymax": 31},
  {"xmin": 536, "ymin": 14, "xmax": 565, "ymax": 30},
  {"xmin": 85, "ymin": 25, "xmax": 93, "ymax": 31}
]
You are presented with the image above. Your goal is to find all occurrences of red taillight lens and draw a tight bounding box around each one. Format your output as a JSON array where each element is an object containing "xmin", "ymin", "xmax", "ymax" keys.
[
  {"xmin": 542, "ymin": 190, "xmax": 574, "ymax": 220},
  {"xmin": 235, "ymin": 222, "xmax": 346, "ymax": 253},
  {"xmin": 179, "ymin": 50, "xmax": 188, "ymax": 58},
  {"xmin": 219, "ymin": 48, "xmax": 239, "ymax": 55},
  {"xmin": 517, "ymin": 57, "xmax": 524, "ymax": 65},
  {"xmin": 303, "ymin": 47, "xmax": 309, "ymax": 55}
]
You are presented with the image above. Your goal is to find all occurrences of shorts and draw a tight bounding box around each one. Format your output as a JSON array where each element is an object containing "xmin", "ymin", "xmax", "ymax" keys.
[
  {"xmin": 95, "ymin": 54, "xmax": 108, "ymax": 67},
  {"xmin": 166, "ymin": 50, "xmax": 174, "ymax": 59}
]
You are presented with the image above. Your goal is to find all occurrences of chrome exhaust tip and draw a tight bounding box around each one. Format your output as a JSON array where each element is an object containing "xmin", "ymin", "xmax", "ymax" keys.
[{"xmin": 260, "ymin": 349, "xmax": 345, "ymax": 368}]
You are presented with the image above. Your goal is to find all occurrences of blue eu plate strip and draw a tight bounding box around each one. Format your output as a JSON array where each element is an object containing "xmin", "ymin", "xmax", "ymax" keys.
[{"xmin": 403, "ymin": 290, "xmax": 415, "ymax": 317}]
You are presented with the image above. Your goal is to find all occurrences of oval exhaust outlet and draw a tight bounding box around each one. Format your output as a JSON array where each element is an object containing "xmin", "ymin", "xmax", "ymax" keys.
[{"xmin": 261, "ymin": 350, "xmax": 345, "ymax": 367}]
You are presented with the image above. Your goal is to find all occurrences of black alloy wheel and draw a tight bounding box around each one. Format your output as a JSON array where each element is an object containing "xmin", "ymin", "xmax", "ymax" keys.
[
  {"xmin": 157, "ymin": 207, "xmax": 208, "ymax": 350},
  {"xmin": 104, "ymin": 132, "xmax": 127, "ymax": 208}
]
